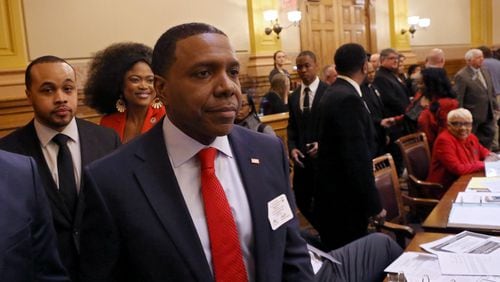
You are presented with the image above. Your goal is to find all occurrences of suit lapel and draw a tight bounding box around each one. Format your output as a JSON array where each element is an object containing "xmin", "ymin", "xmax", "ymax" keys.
[
  {"xmin": 132, "ymin": 125, "xmax": 213, "ymax": 280},
  {"xmin": 228, "ymin": 128, "xmax": 272, "ymax": 281},
  {"xmin": 467, "ymin": 67, "xmax": 487, "ymax": 90},
  {"xmin": 21, "ymin": 122, "xmax": 73, "ymax": 222},
  {"xmin": 77, "ymin": 119, "xmax": 103, "ymax": 167}
]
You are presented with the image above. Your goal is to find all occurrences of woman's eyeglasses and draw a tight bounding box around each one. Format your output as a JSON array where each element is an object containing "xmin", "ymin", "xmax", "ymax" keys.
[{"xmin": 449, "ymin": 121, "xmax": 473, "ymax": 128}]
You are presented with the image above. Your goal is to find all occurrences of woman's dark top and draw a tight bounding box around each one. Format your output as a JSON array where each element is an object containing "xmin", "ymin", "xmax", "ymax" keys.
[
  {"xmin": 262, "ymin": 91, "xmax": 288, "ymax": 115},
  {"xmin": 268, "ymin": 68, "xmax": 290, "ymax": 83}
]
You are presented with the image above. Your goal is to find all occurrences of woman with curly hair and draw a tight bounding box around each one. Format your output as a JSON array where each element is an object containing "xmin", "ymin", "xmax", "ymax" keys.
[
  {"xmin": 417, "ymin": 67, "xmax": 459, "ymax": 149},
  {"xmin": 84, "ymin": 42, "xmax": 166, "ymax": 143}
]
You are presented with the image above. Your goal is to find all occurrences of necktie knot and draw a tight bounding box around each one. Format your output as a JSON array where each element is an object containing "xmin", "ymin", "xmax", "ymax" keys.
[
  {"xmin": 53, "ymin": 133, "xmax": 70, "ymax": 146},
  {"xmin": 198, "ymin": 147, "xmax": 217, "ymax": 170}
]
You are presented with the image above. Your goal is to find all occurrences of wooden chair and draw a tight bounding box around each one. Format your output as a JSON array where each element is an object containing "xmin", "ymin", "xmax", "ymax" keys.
[
  {"xmin": 395, "ymin": 132, "xmax": 442, "ymax": 221},
  {"xmin": 372, "ymin": 153, "xmax": 415, "ymax": 247},
  {"xmin": 395, "ymin": 132, "xmax": 446, "ymax": 199}
]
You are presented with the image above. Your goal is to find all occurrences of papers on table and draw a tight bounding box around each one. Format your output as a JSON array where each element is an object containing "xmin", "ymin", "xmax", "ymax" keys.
[
  {"xmin": 485, "ymin": 161, "xmax": 500, "ymax": 177},
  {"xmin": 465, "ymin": 177, "xmax": 500, "ymax": 193},
  {"xmin": 438, "ymin": 252, "xmax": 500, "ymax": 276},
  {"xmin": 448, "ymin": 192, "xmax": 500, "ymax": 229},
  {"xmin": 384, "ymin": 252, "xmax": 442, "ymax": 282},
  {"xmin": 420, "ymin": 231, "xmax": 500, "ymax": 255},
  {"xmin": 385, "ymin": 231, "xmax": 500, "ymax": 281}
]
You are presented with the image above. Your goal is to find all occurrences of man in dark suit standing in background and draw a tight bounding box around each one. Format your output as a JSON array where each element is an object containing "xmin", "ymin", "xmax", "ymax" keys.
[
  {"xmin": 0, "ymin": 56, "xmax": 120, "ymax": 281},
  {"xmin": 79, "ymin": 23, "xmax": 313, "ymax": 282},
  {"xmin": 314, "ymin": 43, "xmax": 386, "ymax": 250},
  {"xmin": 287, "ymin": 50, "xmax": 329, "ymax": 224},
  {"xmin": 0, "ymin": 149, "xmax": 69, "ymax": 281},
  {"xmin": 373, "ymin": 48, "xmax": 410, "ymax": 175},
  {"xmin": 455, "ymin": 48, "xmax": 498, "ymax": 149}
]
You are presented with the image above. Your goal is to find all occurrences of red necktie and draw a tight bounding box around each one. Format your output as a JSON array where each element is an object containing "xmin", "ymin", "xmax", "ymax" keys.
[{"xmin": 198, "ymin": 147, "xmax": 248, "ymax": 282}]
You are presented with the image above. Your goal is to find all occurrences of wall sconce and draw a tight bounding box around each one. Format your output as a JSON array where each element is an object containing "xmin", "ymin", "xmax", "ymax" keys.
[
  {"xmin": 264, "ymin": 10, "xmax": 302, "ymax": 39},
  {"xmin": 401, "ymin": 16, "xmax": 431, "ymax": 38}
]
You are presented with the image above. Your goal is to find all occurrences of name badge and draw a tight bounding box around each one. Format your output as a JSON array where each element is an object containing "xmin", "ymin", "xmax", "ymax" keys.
[{"xmin": 268, "ymin": 194, "xmax": 293, "ymax": 230}]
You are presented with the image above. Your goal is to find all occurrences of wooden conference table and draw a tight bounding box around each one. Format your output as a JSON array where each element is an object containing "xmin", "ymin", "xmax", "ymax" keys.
[{"xmin": 422, "ymin": 171, "xmax": 500, "ymax": 235}]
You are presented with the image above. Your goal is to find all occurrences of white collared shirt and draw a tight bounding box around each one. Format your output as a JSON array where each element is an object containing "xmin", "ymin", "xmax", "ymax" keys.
[
  {"xmin": 34, "ymin": 118, "xmax": 82, "ymax": 192},
  {"xmin": 300, "ymin": 76, "xmax": 320, "ymax": 111},
  {"xmin": 337, "ymin": 75, "xmax": 371, "ymax": 114},
  {"xmin": 162, "ymin": 116, "xmax": 255, "ymax": 281},
  {"xmin": 337, "ymin": 75, "xmax": 363, "ymax": 98}
]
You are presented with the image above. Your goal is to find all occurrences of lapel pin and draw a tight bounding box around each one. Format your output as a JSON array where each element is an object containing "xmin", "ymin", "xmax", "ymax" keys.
[{"xmin": 251, "ymin": 158, "xmax": 260, "ymax": 165}]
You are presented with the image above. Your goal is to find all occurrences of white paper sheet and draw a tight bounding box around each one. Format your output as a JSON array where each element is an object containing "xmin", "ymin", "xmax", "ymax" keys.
[
  {"xmin": 466, "ymin": 177, "xmax": 500, "ymax": 192},
  {"xmin": 438, "ymin": 252, "xmax": 500, "ymax": 276},
  {"xmin": 420, "ymin": 231, "xmax": 500, "ymax": 255}
]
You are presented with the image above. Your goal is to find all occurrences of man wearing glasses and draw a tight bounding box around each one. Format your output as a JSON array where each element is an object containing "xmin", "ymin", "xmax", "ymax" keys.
[{"xmin": 373, "ymin": 48, "xmax": 411, "ymax": 175}]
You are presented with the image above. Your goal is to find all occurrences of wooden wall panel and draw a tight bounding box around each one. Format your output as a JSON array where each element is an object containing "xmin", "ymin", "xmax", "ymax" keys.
[{"xmin": 0, "ymin": 0, "xmax": 27, "ymax": 69}]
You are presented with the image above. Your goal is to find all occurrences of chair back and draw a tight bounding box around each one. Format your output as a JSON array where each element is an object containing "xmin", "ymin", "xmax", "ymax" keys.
[
  {"xmin": 396, "ymin": 132, "xmax": 432, "ymax": 181},
  {"xmin": 373, "ymin": 153, "xmax": 405, "ymax": 223}
]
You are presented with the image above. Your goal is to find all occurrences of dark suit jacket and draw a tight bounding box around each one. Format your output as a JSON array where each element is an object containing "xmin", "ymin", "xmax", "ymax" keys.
[
  {"xmin": 314, "ymin": 78, "xmax": 382, "ymax": 250},
  {"xmin": 361, "ymin": 82, "xmax": 388, "ymax": 156},
  {"xmin": 455, "ymin": 66, "xmax": 497, "ymax": 124},
  {"xmin": 0, "ymin": 118, "xmax": 120, "ymax": 281},
  {"xmin": 373, "ymin": 66, "xmax": 410, "ymax": 118},
  {"xmin": 287, "ymin": 80, "xmax": 329, "ymax": 155},
  {"xmin": 262, "ymin": 91, "xmax": 288, "ymax": 115},
  {"xmin": 79, "ymin": 122, "xmax": 313, "ymax": 282},
  {"xmin": 0, "ymin": 150, "xmax": 69, "ymax": 282}
]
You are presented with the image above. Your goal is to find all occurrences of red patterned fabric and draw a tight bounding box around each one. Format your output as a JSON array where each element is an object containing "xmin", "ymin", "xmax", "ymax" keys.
[
  {"xmin": 100, "ymin": 105, "xmax": 166, "ymax": 141},
  {"xmin": 427, "ymin": 129, "xmax": 489, "ymax": 189},
  {"xmin": 198, "ymin": 147, "xmax": 248, "ymax": 282}
]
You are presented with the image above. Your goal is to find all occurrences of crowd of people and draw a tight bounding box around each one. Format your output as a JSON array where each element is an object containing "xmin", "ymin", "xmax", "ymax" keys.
[{"xmin": 1, "ymin": 21, "xmax": 500, "ymax": 281}]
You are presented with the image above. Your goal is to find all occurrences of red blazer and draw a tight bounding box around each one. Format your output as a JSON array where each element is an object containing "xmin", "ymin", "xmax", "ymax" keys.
[
  {"xmin": 427, "ymin": 129, "xmax": 489, "ymax": 189},
  {"xmin": 100, "ymin": 106, "xmax": 166, "ymax": 141}
]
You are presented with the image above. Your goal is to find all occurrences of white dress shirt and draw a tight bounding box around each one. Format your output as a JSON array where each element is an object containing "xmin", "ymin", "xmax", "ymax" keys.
[
  {"xmin": 300, "ymin": 76, "xmax": 320, "ymax": 111},
  {"xmin": 162, "ymin": 116, "xmax": 255, "ymax": 281},
  {"xmin": 34, "ymin": 118, "xmax": 82, "ymax": 192}
]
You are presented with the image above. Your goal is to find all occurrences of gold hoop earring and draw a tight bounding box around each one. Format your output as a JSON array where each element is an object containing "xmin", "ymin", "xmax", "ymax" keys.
[
  {"xmin": 151, "ymin": 97, "xmax": 163, "ymax": 109},
  {"xmin": 115, "ymin": 97, "xmax": 126, "ymax": 113}
]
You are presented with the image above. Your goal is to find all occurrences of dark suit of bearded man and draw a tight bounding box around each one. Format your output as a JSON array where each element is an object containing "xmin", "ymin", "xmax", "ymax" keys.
[
  {"xmin": 0, "ymin": 118, "xmax": 120, "ymax": 281},
  {"xmin": 0, "ymin": 149, "xmax": 69, "ymax": 282}
]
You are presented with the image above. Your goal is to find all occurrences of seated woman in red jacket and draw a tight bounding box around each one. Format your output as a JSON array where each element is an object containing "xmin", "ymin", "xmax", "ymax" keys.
[{"xmin": 427, "ymin": 108, "xmax": 499, "ymax": 189}]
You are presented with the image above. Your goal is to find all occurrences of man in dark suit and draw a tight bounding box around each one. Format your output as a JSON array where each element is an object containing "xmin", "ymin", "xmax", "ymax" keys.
[
  {"xmin": 362, "ymin": 61, "xmax": 397, "ymax": 157},
  {"xmin": 0, "ymin": 149, "xmax": 69, "ymax": 281},
  {"xmin": 455, "ymin": 48, "xmax": 498, "ymax": 149},
  {"xmin": 0, "ymin": 56, "xmax": 120, "ymax": 281},
  {"xmin": 79, "ymin": 23, "xmax": 313, "ymax": 282},
  {"xmin": 287, "ymin": 50, "xmax": 329, "ymax": 224},
  {"xmin": 373, "ymin": 48, "xmax": 410, "ymax": 175},
  {"xmin": 314, "ymin": 43, "xmax": 386, "ymax": 250}
]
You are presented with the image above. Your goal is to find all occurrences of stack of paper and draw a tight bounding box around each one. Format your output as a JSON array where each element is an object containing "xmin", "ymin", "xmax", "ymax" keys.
[
  {"xmin": 485, "ymin": 161, "xmax": 500, "ymax": 177},
  {"xmin": 448, "ymin": 192, "xmax": 500, "ymax": 228},
  {"xmin": 465, "ymin": 177, "xmax": 500, "ymax": 193},
  {"xmin": 385, "ymin": 231, "xmax": 500, "ymax": 281}
]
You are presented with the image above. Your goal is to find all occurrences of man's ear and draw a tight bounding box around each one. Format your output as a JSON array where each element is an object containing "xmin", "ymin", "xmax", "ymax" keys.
[
  {"xmin": 154, "ymin": 75, "xmax": 167, "ymax": 106},
  {"xmin": 25, "ymin": 89, "xmax": 33, "ymax": 106},
  {"xmin": 362, "ymin": 62, "xmax": 368, "ymax": 75}
]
